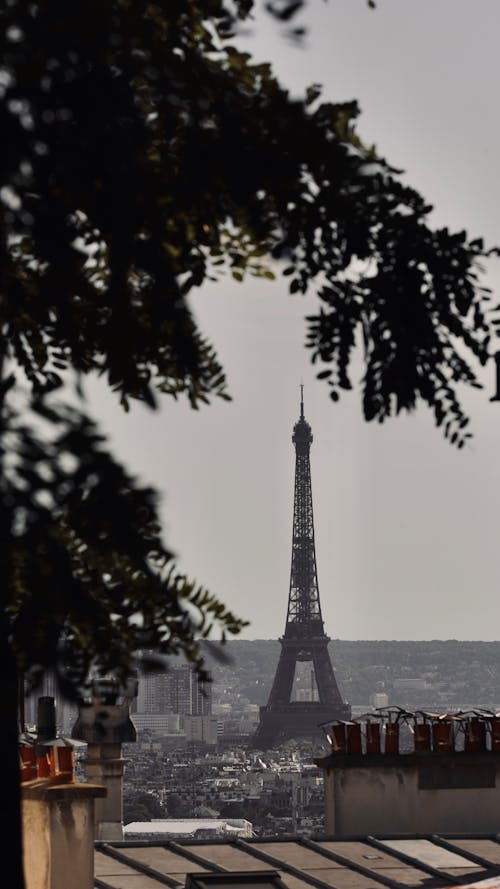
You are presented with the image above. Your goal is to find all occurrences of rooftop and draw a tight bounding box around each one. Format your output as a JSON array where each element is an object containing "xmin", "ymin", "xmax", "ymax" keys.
[{"xmin": 94, "ymin": 834, "xmax": 500, "ymax": 889}]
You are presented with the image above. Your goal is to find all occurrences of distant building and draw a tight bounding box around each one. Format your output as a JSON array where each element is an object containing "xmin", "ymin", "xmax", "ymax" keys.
[
  {"xmin": 184, "ymin": 715, "xmax": 218, "ymax": 746},
  {"xmin": 393, "ymin": 678, "xmax": 427, "ymax": 691},
  {"xmin": 370, "ymin": 692, "xmax": 389, "ymax": 709},
  {"xmin": 124, "ymin": 818, "xmax": 252, "ymax": 841},
  {"xmin": 131, "ymin": 713, "xmax": 182, "ymax": 734},
  {"xmin": 135, "ymin": 663, "xmax": 212, "ymax": 717},
  {"xmin": 24, "ymin": 671, "xmax": 78, "ymax": 736}
]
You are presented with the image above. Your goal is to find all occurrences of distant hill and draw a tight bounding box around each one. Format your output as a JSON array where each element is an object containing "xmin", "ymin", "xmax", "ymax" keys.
[{"xmin": 200, "ymin": 639, "xmax": 500, "ymax": 711}]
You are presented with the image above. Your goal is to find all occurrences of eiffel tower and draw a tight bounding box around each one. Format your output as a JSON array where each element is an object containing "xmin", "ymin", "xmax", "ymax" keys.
[{"xmin": 252, "ymin": 388, "xmax": 350, "ymax": 748}]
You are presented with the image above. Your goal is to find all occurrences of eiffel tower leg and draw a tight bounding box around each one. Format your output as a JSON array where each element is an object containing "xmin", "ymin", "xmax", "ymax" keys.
[
  {"xmin": 266, "ymin": 645, "xmax": 296, "ymax": 707},
  {"xmin": 313, "ymin": 643, "xmax": 344, "ymax": 709},
  {"xmin": 251, "ymin": 644, "xmax": 297, "ymax": 748}
]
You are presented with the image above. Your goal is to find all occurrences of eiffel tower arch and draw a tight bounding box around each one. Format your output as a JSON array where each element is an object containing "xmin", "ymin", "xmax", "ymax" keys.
[{"xmin": 252, "ymin": 390, "xmax": 350, "ymax": 749}]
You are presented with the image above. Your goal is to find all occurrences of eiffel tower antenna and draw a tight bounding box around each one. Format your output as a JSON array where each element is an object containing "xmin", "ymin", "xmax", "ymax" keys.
[{"xmin": 252, "ymin": 395, "xmax": 350, "ymax": 748}]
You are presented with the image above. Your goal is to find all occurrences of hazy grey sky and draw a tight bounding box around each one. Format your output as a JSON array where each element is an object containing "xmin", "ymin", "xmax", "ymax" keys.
[{"xmin": 86, "ymin": 1, "xmax": 500, "ymax": 641}]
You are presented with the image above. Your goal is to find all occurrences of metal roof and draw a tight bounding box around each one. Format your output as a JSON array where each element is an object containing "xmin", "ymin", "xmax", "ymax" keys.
[{"xmin": 94, "ymin": 835, "xmax": 500, "ymax": 889}]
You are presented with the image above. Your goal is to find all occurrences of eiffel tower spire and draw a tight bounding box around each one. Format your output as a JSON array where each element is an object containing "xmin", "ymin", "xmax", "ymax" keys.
[
  {"xmin": 252, "ymin": 390, "xmax": 350, "ymax": 749},
  {"xmin": 286, "ymin": 387, "xmax": 323, "ymax": 634}
]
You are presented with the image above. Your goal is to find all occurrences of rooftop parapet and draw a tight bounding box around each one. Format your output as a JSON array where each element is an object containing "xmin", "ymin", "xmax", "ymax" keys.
[{"xmin": 320, "ymin": 707, "xmax": 500, "ymax": 756}]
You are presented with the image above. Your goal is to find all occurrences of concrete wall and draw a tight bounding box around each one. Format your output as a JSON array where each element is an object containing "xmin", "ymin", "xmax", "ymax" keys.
[
  {"xmin": 85, "ymin": 742, "xmax": 126, "ymax": 841},
  {"xmin": 319, "ymin": 752, "xmax": 500, "ymax": 835},
  {"xmin": 22, "ymin": 782, "xmax": 106, "ymax": 889}
]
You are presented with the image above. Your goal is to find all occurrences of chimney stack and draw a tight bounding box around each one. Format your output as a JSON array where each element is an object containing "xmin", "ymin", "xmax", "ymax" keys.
[
  {"xmin": 36, "ymin": 696, "xmax": 57, "ymax": 743},
  {"xmin": 71, "ymin": 676, "xmax": 137, "ymax": 841},
  {"xmin": 21, "ymin": 695, "xmax": 106, "ymax": 889}
]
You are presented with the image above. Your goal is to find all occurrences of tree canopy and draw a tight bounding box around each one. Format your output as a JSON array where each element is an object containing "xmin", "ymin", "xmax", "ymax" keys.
[
  {"xmin": 1, "ymin": 1, "xmax": 496, "ymax": 450},
  {"xmin": 123, "ymin": 789, "xmax": 166, "ymax": 824}
]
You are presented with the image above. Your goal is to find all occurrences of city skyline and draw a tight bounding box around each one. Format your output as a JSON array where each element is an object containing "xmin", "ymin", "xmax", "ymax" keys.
[{"xmin": 85, "ymin": 1, "xmax": 500, "ymax": 642}]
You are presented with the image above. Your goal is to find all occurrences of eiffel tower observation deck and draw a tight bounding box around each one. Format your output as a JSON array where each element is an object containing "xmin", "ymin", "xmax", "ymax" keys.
[{"xmin": 252, "ymin": 389, "xmax": 350, "ymax": 749}]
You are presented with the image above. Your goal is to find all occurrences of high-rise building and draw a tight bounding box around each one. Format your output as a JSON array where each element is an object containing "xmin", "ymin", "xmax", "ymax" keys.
[
  {"xmin": 135, "ymin": 662, "xmax": 212, "ymax": 717},
  {"xmin": 23, "ymin": 670, "xmax": 78, "ymax": 736},
  {"xmin": 192, "ymin": 674, "xmax": 212, "ymax": 716}
]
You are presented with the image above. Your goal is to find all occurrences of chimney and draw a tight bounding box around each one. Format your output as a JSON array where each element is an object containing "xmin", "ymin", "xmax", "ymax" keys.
[
  {"xmin": 21, "ymin": 696, "xmax": 106, "ymax": 889},
  {"xmin": 316, "ymin": 708, "xmax": 500, "ymax": 835},
  {"xmin": 71, "ymin": 676, "xmax": 137, "ymax": 841},
  {"xmin": 36, "ymin": 696, "xmax": 56, "ymax": 742}
]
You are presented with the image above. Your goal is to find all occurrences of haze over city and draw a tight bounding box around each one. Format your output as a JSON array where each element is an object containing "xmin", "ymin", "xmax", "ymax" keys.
[{"xmin": 84, "ymin": 1, "xmax": 500, "ymax": 642}]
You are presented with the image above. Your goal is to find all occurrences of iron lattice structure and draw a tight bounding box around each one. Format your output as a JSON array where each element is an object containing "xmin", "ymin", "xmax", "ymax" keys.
[{"xmin": 252, "ymin": 392, "xmax": 350, "ymax": 749}]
